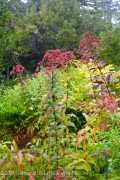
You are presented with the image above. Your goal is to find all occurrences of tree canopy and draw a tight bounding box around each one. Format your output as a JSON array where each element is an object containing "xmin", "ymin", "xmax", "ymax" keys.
[
  {"xmin": 0, "ymin": 0, "xmax": 13, "ymax": 75},
  {"xmin": 0, "ymin": 0, "xmax": 120, "ymax": 74}
]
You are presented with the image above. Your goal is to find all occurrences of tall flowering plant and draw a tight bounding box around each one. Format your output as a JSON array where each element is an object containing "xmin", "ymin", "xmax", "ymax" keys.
[
  {"xmin": 10, "ymin": 65, "xmax": 24, "ymax": 76},
  {"xmin": 77, "ymin": 33, "xmax": 118, "ymax": 124},
  {"xmin": 36, "ymin": 49, "xmax": 76, "ymax": 74},
  {"xmin": 76, "ymin": 33, "xmax": 118, "ymax": 177},
  {"xmin": 78, "ymin": 33, "xmax": 102, "ymax": 64},
  {"xmin": 10, "ymin": 64, "xmax": 27, "ymax": 86},
  {"xmin": 10, "ymin": 65, "xmax": 25, "ymax": 75},
  {"xmin": 96, "ymin": 94, "xmax": 118, "ymax": 114}
]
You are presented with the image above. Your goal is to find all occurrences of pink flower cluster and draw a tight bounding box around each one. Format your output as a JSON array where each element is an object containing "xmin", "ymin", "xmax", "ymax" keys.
[
  {"xmin": 36, "ymin": 49, "xmax": 76, "ymax": 74},
  {"xmin": 96, "ymin": 94, "xmax": 118, "ymax": 114},
  {"xmin": 78, "ymin": 33, "xmax": 102, "ymax": 64},
  {"xmin": 10, "ymin": 65, "xmax": 24, "ymax": 75},
  {"xmin": 32, "ymin": 73, "xmax": 38, "ymax": 78},
  {"xmin": 53, "ymin": 169, "xmax": 61, "ymax": 180},
  {"xmin": 28, "ymin": 173, "xmax": 35, "ymax": 180}
]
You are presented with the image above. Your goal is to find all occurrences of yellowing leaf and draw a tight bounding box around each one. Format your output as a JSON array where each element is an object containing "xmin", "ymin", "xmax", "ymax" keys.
[
  {"xmin": 93, "ymin": 136, "xmax": 98, "ymax": 142},
  {"xmin": 82, "ymin": 142, "xmax": 87, "ymax": 150},
  {"xmin": 75, "ymin": 162, "xmax": 91, "ymax": 172},
  {"xmin": 86, "ymin": 156, "xmax": 96, "ymax": 166},
  {"xmin": 12, "ymin": 140, "xmax": 18, "ymax": 152},
  {"xmin": 29, "ymin": 107, "xmax": 34, "ymax": 111},
  {"xmin": 84, "ymin": 126, "xmax": 90, "ymax": 133},
  {"xmin": 20, "ymin": 110, "xmax": 25, "ymax": 115},
  {"xmin": 67, "ymin": 76, "xmax": 70, "ymax": 81},
  {"xmin": 80, "ymin": 152, "xmax": 88, "ymax": 159}
]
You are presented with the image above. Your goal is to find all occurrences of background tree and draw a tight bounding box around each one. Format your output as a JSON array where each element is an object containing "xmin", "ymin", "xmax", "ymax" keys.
[
  {"xmin": 26, "ymin": 0, "xmax": 42, "ymax": 11},
  {"xmin": 39, "ymin": 0, "xmax": 81, "ymax": 52},
  {"xmin": 10, "ymin": 0, "xmax": 114, "ymax": 56},
  {"xmin": 78, "ymin": 0, "xmax": 120, "ymax": 25},
  {"xmin": 99, "ymin": 25, "xmax": 120, "ymax": 66},
  {"xmin": 8, "ymin": 0, "xmax": 26, "ymax": 17},
  {"xmin": 78, "ymin": 0, "xmax": 113, "ymax": 35},
  {"xmin": 1, "ymin": 0, "xmax": 120, "ymax": 76},
  {"xmin": 0, "ymin": 0, "xmax": 14, "ymax": 77},
  {"xmin": 10, "ymin": 0, "xmax": 81, "ymax": 55},
  {"xmin": 111, "ymin": 0, "xmax": 120, "ymax": 24}
]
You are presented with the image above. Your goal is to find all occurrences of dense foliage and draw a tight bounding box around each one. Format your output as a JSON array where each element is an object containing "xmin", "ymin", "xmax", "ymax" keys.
[
  {"xmin": 0, "ymin": 33, "xmax": 120, "ymax": 180},
  {"xmin": 0, "ymin": 0, "xmax": 13, "ymax": 75},
  {"xmin": 0, "ymin": 0, "xmax": 120, "ymax": 74},
  {"xmin": 100, "ymin": 25, "xmax": 120, "ymax": 66},
  {"xmin": 0, "ymin": 0, "xmax": 120, "ymax": 179}
]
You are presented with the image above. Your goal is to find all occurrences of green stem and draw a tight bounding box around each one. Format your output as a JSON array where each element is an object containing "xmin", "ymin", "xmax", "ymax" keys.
[
  {"xmin": 94, "ymin": 61, "xmax": 111, "ymax": 96},
  {"xmin": 65, "ymin": 78, "xmax": 69, "ymax": 113},
  {"xmin": 87, "ymin": 63, "xmax": 96, "ymax": 99},
  {"xmin": 51, "ymin": 71, "xmax": 59, "ymax": 169}
]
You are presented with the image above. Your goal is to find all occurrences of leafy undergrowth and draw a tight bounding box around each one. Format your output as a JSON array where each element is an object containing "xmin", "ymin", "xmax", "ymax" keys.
[{"xmin": 0, "ymin": 34, "xmax": 120, "ymax": 180}]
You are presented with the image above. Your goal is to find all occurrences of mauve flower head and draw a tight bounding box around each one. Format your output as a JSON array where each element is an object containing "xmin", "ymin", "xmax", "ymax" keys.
[
  {"xmin": 10, "ymin": 65, "xmax": 24, "ymax": 75},
  {"xmin": 96, "ymin": 94, "xmax": 118, "ymax": 114},
  {"xmin": 78, "ymin": 33, "xmax": 102, "ymax": 64},
  {"xmin": 32, "ymin": 73, "xmax": 38, "ymax": 78},
  {"xmin": 99, "ymin": 121, "xmax": 105, "ymax": 130},
  {"xmin": 37, "ymin": 49, "xmax": 76, "ymax": 74},
  {"xmin": 53, "ymin": 169, "xmax": 61, "ymax": 180},
  {"xmin": 28, "ymin": 174, "xmax": 35, "ymax": 180},
  {"xmin": 93, "ymin": 154, "xmax": 98, "ymax": 160}
]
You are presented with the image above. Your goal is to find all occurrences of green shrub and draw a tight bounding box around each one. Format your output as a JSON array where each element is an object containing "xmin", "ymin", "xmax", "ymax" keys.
[{"xmin": 99, "ymin": 25, "xmax": 120, "ymax": 66}]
